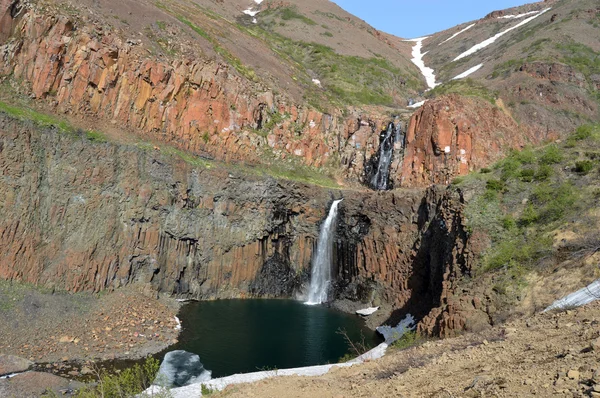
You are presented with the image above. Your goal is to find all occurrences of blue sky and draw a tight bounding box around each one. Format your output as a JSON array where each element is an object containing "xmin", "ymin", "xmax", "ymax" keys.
[{"xmin": 330, "ymin": 0, "xmax": 535, "ymax": 38}]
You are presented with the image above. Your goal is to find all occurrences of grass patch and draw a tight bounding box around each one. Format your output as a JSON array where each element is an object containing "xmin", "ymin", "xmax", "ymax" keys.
[
  {"xmin": 280, "ymin": 7, "xmax": 317, "ymax": 25},
  {"xmin": 237, "ymin": 22, "xmax": 421, "ymax": 107},
  {"xmin": 85, "ymin": 130, "xmax": 107, "ymax": 143},
  {"xmin": 0, "ymin": 100, "xmax": 73, "ymax": 132},
  {"xmin": 427, "ymin": 78, "xmax": 498, "ymax": 104}
]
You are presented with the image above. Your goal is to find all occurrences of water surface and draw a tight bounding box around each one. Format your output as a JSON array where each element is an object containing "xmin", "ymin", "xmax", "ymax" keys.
[{"xmin": 169, "ymin": 299, "xmax": 381, "ymax": 377}]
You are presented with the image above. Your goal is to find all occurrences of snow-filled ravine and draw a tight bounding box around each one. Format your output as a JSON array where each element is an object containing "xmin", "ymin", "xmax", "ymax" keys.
[{"xmin": 406, "ymin": 37, "xmax": 438, "ymax": 90}]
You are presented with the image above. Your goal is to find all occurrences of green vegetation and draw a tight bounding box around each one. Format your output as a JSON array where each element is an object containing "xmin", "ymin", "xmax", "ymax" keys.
[
  {"xmin": 0, "ymin": 100, "xmax": 107, "ymax": 144},
  {"xmin": 556, "ymin": 42, "xmax": 600, "ymax": 81},
  {"xmin": 280, "ymin": 7, "xmax": 317, "ymax": 25},
  {"xmin": 455, "ymin": 124, "xmax": 600, "ymax": 292},
  {"xmin": 201, "ymin": 384, "xmax": 215, "ymax": 396},
  {"xmin": 0, "ymin": 100, "xmax": 73, "ymax": 132},
  {"xmin": 313, "ymin": 10, "xmax": 345, "ymax": 22},
  {"xmin": 71, "ymin": 357, "xmax": 163, "ymax": 398},
  {"xmin": 427, "ymin": 78, "xmax": 498, "ymax": 104},
  {"xmin": 236, "ymin": 22, "xmax": 420, "ymax": 107},
  {"xmin": 85, "ymin": 130, "xmax": 107, "ymax": 143},
  {"xmin": 391, "ymin": 331, "xmax": 422, "ymax": 350},
  {"xmin": 490, "ymin": 59, "xmax": 526, "ymax": 79}
]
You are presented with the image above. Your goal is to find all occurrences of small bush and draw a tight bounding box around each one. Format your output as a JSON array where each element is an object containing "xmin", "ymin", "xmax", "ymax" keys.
[
  {"xmin": 539, "ymin": 145, "xmax": 563, "ymax": 165},
  {"xmin": 74, "ymin": 357, "xmax": 161, "ymax": 398},
  {"xmin": 519, "ymin": 167, "xmax": 535, "ymax": 182},
  {"xmin": 391, "ymin": 331, "xmax": 420, "ymax": 350},
  {"xmin": 201, "ymin": 384, "xmax": 215, "ymax": 396},
  {"xmin": 480, "ymin": 167, "xmax": 492, "ymax": 174},
  {"xmin": 486, "ymin": 179, "xmax": 506, "ymax": 192},
  {"xmin": 515, "ymin": 148, "xmax": 536, "ymax": 164},
  {"xmin": 575, "ymin": 160, "xmax": 594, "ymax": 174},
  {"xmin": 501, "ymin": 215, "xmax": 517, "ymax": 230},
  {"xmin": 519, "ymin": 203, "xmax": 539, "ymax": 227},
  {"xmin": 534, "ymin": 164, "xmax": 553, "ymax": 181},
  {"xmin": 573, "ymin": 124, "xmax": 594, "ymax": 141},
  {"xmin": 500, "ymin": 158, "xmax": 521, "ymax": 180}
]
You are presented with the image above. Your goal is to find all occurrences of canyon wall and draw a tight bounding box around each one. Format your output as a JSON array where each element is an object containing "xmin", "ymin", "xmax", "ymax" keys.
[{"xmin": 0, "ymin": 114, "xmax": 477, "ymax": 333}]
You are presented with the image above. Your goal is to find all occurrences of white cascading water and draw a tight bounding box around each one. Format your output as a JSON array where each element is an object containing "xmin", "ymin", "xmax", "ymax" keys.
[
  {"xmin": 305, "ymin": 199, "xmax": 343, "ymax": 305},
  {"xmin": 370, "ymin": 122, "xmax": 396, "ymax": 190}
]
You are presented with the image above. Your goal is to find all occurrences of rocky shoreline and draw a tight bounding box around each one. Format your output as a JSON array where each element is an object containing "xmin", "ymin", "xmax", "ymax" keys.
[{"xmin": 0, "ymin": 283, "xmax": 181, "ymax": 374}]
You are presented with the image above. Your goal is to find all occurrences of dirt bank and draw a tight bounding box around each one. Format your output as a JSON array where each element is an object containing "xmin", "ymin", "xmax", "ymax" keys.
[{"xmin": 0, "ymin": 282, "xmax": 180, "ymax": 367}]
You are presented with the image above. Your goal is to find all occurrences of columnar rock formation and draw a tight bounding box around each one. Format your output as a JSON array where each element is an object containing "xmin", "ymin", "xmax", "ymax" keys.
[{"xmin": 0, "ymin": 114, "xmax": 476, "ymax": 333}]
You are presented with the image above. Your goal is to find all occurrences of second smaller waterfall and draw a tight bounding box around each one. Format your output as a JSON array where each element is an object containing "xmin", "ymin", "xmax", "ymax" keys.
[
  {"xmin": 305, "ymin": 199, "xmax": 343, "ymax": 305},
  {"xmin": 370, "ymin": 122, "xmax": 400, "ymax": 191}
]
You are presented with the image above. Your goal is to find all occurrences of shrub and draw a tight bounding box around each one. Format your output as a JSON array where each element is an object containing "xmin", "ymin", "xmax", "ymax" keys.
[
  {"xmin": 74, "ymin": 357, "xmax": 161, "ymax": 398},
  {"xmin": 575, "ymin": 160, "xmax": 594, "ymax": 174},
  {"xmin": 519, "ymin": 167, "xmax": 535, "ymax": 182},
  {"xmin": 519, "ymin": 203, "xmax": 538, "ymax": 226},
  {"xmin": 573, "ymin": 124, "xmax": 594, "ymax": 141},
  {"xmin": 515, "ymin": 147, "xmax": 536, "ymax": 164},
  {"xmin": 480, "ymin": 167, "xmax": 492, "ymax": 174},
  {"xmin": 500, "ymin": 158, "xmax": 521, "ymax": 180},
  {"xmin": 539, "ymin": 145, "xmax": 563, "ymax": 165},
  {"xmin": 501, "ymin": 215, "xmax": 516, "ymax": 230},
  {"xmin": 391, "ymin": 331, "xmax": 420, "ymax": 350},
  {"xmin": 534, "ymin": 164, "xmax": 553, "ymax": 181},
  {"xmin": 201, "ymin": 384, "xmax": 215, "ymax": 396},
  {"xmin": 486, "ymin": 179, "xmax": 506, "ymax": 191}
]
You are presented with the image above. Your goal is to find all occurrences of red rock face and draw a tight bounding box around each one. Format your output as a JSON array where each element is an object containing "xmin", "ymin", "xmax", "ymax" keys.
[
  {"xmin": 399, "ymin": 94, "xmax": 530, "ymax": 187},
  {"xmin": 0, "ymin": 7, "xmax": 394, "ymax": 186}
]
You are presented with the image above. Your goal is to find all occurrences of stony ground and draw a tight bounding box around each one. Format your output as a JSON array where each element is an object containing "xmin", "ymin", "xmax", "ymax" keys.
[
  {"xmin": 216, "ymin": 301, "xmax": 600, "ymax": 398},
  {"xmin": 0, "ymin": 282, "xmax": 180, "ymax": 368}
]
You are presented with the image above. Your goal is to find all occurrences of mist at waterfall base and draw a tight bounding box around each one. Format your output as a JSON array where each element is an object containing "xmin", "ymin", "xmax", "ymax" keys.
[
  {"xmin": 306, "ymin": 199, "xmax": 343, "ymax": 305},
  {"xmin": 165, "ymin": 299, "xmax": 381, "ymax": 377},
  {"xmin": 367, "ymin": 122, "xmax": 404, "ymax": 191}
]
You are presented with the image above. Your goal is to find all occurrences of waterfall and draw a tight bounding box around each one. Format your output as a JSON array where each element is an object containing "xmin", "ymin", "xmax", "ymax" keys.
[
  {"xmin": 305, "ymin": 199, "xmax": 343, "ymax": 305},
  {"xmin": 370, "ymin": 122, "xmax": 397, "ymax": 191}
]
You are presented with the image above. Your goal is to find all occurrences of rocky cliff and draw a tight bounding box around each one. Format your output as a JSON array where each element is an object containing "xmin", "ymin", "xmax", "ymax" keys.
[
  {"xmin": 0, "ymin": 1, "xmax": 536, "ymax": 191},
  {"xmin": 0, "ymin": 112, "xmax": 476, "ymax": 333}
]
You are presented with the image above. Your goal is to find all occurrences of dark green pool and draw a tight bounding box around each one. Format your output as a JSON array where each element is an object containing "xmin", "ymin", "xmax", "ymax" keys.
[{"xmin": 168, "ymin": 299, "xmax": 381, "ymax": 377}]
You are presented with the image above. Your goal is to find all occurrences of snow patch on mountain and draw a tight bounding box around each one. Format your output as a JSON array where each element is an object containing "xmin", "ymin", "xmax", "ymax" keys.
[
  {"xmin": 408, "ymin": 100, "xmax": 425, "ymax": 109},
  {"xmin": 453, "ymin": 64, "xmax": 484, "ymax": 80},
  {"xmin": 454, "ymin": 8, "xmax": 551, "ymax": 61},
  {"xmin": 498, "ymin": 10, "xmax": 539, "ymax": 19},
  {"xmin": 406, "ymin": 37, "xmax": 438, "ymax": 89},
  {"xmin": 439, "ymin": 23, "xmax": 476, "ymax": 46}
]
